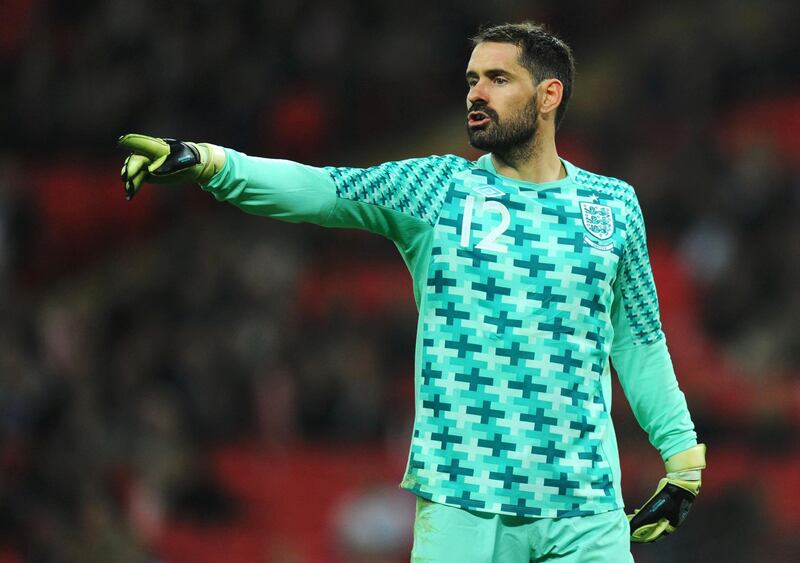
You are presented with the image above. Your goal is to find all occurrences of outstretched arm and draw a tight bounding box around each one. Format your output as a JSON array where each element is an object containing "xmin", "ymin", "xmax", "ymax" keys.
[
  {"xmin": 119, "ymin": 134, "xmax": 337, "ymax": 223},
  {"xmin": 118, "ymin": 134, "xmax": 468, "ymax": 239}
]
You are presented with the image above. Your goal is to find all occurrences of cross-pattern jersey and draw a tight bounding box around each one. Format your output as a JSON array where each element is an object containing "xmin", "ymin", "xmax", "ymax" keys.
[{"xmin": 204, "ymin": 150, "xmax": 698, "ymax": 518}]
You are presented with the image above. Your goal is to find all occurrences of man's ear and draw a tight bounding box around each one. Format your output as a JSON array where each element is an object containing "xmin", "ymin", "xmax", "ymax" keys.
[{"xmin": 538, "ymin": 79, "xmax": 564, "ymax": 121}]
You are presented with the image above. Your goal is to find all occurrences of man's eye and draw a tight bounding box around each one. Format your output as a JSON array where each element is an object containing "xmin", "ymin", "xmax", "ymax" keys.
[{"xmin": 493, "ymin": 77, "xmax": 508, "ymax": 85}]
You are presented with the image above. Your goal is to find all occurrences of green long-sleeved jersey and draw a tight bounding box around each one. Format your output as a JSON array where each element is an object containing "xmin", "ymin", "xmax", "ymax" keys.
[{"xmin": 202, "ymin": 149, "xmax": 697, "ymax": 518}]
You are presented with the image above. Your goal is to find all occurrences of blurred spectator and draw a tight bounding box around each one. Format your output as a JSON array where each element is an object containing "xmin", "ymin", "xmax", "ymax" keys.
[{"xmin": 332, "ymin": 485, "xmax": 415, "ymax": 563}]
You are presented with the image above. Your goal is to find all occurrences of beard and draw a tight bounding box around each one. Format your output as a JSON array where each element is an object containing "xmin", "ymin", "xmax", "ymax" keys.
[{"xmin": 467, "ymin": 95, "xmax": 539, "ymax": 160}]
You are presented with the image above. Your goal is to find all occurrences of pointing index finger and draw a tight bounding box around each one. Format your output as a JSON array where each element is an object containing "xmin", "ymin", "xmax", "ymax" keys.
[{"xmin": 118, "ymin": 134, "xmax": 171, "ymax": 160}]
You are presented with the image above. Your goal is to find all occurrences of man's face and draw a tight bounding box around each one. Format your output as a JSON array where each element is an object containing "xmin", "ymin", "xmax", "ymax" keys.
[{"xmin": 465, "ymin": 42, "xmax": 539, "ymax": 153}]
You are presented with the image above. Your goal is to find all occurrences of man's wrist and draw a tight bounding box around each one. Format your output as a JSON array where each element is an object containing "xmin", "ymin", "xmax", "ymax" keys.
[
  {"xmin": 195, "ymin": 143, "xmax": 227, "ymax": 183},
  {"xmin": 665, "ymin": 443, "xmax": 706, "ymax": 474},
  {"xmin": 667, "ymin": 469, "xmax": 702, "ymax": 481}
]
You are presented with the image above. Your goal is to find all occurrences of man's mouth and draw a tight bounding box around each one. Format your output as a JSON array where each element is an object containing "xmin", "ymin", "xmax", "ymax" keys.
[{"xmin": 468, "ymin": 111, "xmax": 491, "ymax": 128}]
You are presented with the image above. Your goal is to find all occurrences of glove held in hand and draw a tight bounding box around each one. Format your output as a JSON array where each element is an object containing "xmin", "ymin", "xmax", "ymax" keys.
[{"xmin": 628, "ymin": 443, "xmax": 706, "ymax": 543}]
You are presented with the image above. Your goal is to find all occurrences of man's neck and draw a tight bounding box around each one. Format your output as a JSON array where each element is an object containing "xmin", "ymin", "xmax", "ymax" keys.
[{"xmin": 491, "ymin": 136, "xmax": 566, "ymax": 184}]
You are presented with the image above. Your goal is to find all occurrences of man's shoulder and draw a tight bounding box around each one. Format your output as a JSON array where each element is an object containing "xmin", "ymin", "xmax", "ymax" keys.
[
  {"xmin": 571, "ymin": 163, "xmax": 636, "ymax": 198},
  {"xmin": 568, "ymin": 163, "xmax": 641, "ymax": 220},
  {"xmin": 394, "ymin": 154, "xmax": 475, "ymax": 173}
]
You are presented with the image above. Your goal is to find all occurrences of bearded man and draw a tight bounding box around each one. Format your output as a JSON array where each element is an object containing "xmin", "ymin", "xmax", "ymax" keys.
[{"xmin": 119, "ymin": 22, "xmax": 706, "ymax": 563}]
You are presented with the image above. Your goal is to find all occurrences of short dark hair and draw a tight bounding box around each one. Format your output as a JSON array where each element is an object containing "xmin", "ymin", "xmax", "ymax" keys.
[{"xmin": 471, "ymin": 22, "xmax": 575, "ymax": 130}]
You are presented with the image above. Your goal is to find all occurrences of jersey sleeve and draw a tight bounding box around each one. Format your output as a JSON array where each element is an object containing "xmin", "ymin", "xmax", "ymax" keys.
[
  {"xmin": 202, "ymin": 148, "xmax": 469, "ymax": 242},
  {"xmin": 202, "ymin": 149, "xmax": 338, "ymax": 224},
  {"xmin": 323, "ymin": 155, "xmax": 468, "ymax": 228},
  {"xmin": 610, "ymin": 190, "xmax": 698, "ymax": 461}
]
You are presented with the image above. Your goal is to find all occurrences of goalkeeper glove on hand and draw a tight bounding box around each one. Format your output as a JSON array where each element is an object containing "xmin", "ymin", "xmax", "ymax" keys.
[
  {"xmin": 118, "ymin": 134, "xmax": 226, "ymax": 200},
  {"xmin": 628, "ymin": 443, "xmax": 707, "ymax": 543}
]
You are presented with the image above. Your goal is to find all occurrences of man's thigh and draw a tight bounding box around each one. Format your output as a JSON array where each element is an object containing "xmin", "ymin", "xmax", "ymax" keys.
[
  {"xmin": 532, "ymin": 509, "xmax": 634, "ymax": 563},
  {"xmin": 410, "ymin": 497, "xmax": 530, "ymax": 563}
]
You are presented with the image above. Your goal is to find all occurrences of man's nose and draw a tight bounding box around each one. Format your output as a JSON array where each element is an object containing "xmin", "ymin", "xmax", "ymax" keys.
[{"xmin": 467, "ymin": 81, "xmax": 488, "ymax": 106}]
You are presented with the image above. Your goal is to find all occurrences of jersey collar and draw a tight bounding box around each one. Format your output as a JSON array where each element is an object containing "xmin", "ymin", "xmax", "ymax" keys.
[{"xmin": 475, "ymin": 153, "xmax": 577, "ymax": 190}]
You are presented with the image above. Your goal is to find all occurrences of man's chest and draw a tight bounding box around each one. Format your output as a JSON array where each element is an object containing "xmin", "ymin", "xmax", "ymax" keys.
[{"xmin": 426, "ymin": 170, "xmax": 627, "ymax": 324}]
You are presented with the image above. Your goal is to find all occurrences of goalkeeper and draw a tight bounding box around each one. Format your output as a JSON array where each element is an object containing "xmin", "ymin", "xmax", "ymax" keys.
[{"xmin": 120, "ymin": 22, "xmax": 705, "ymax": 563}]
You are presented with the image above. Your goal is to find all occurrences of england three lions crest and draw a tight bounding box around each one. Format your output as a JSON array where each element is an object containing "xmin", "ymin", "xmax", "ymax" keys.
[
  {"xmin": 580, "ymin": 202, "xmax": 615, "ymax": 251},
  {"xmin": 580, "ymin": 202, "xmax": 614, "ymax": 240}
]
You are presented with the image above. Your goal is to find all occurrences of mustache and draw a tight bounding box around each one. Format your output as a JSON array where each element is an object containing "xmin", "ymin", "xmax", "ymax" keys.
[{"xmin": 468, "ymin": 103, "xmax": 499, "ymax": 121}]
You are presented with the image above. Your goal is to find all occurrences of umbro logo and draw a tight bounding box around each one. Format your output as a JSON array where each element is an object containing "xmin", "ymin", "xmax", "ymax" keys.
[{"xmin": 473, "ymin": 186, "xmax": 505, "ymax": 198}]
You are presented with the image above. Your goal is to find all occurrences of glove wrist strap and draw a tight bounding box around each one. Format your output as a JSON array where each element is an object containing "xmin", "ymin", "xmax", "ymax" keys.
[
  {"xmin": 667, "ymin": 469, "xmax": 701, "ymax": 481},
  {"xmin": 665, "ymin": 443, "xmax": 706, "ymax": 473},
  {"xmin": 196, "ymin": 143, "xmax": 226, "ymax": 183}
]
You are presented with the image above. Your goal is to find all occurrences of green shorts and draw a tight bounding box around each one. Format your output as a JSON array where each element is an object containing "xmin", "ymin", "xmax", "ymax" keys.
[{"xmin": 411, "ymin": 497, "xmax": 633, "ymax": 563}]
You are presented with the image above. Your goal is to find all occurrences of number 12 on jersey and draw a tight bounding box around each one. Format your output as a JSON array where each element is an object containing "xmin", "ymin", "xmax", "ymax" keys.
[{"xmin": 460, "ymin": 195, "xmax": 510, "ymax": 254}]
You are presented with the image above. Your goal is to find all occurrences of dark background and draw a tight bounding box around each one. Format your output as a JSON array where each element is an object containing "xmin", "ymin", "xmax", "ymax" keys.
[{"xmin": 0, "ymin": 1, "xmax": 798, "ymax": 562}]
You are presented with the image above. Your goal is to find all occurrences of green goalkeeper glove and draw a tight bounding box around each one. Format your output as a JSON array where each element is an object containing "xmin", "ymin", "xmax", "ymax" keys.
[
  {"xmin": 628, "ymin": 443, "xmax": 707, "ymax": 543},
  {"xmin": 118, "ymin": 134, "xmax": 226, "ymax": 200}
]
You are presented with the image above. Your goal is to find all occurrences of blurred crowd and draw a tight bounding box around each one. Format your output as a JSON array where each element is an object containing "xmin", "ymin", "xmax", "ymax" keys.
[{"xmin": 1, "ymin": 0, "xmax": 799, "ymax": 562}]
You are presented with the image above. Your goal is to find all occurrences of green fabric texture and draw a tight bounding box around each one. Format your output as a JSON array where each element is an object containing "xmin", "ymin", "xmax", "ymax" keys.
[
  {"xmin": 411, "ymin": 496, "xmax": 633, "ymax": 563},
  {"xmin": 203, "ymin": 153, "xmax": 338, "ymax": 223},
  {"xmin": 201, "ymin": 147, "xmax": 698, "ymax": 517}
]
